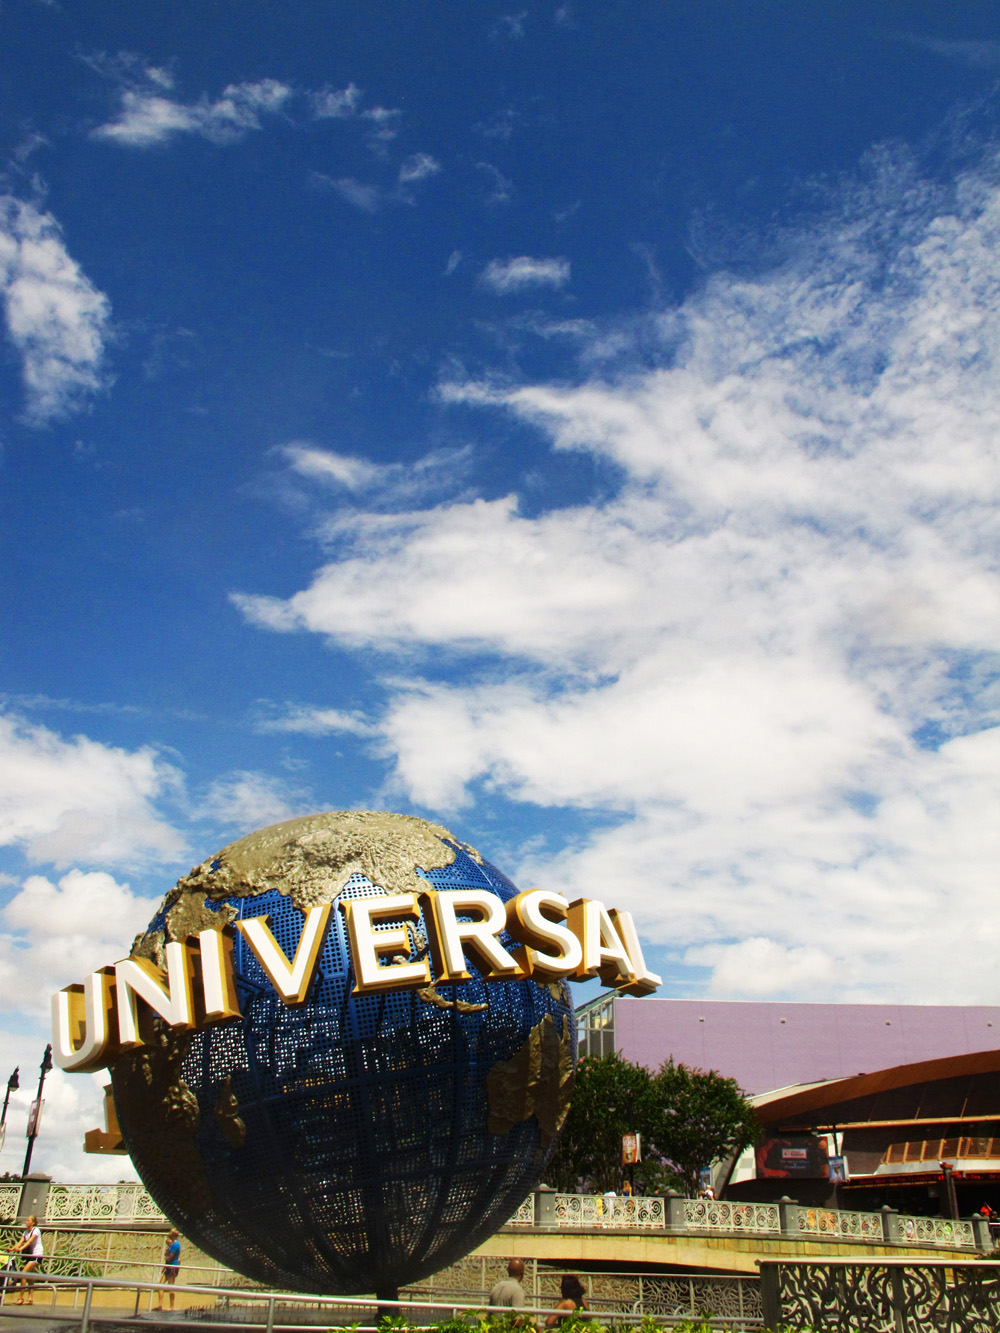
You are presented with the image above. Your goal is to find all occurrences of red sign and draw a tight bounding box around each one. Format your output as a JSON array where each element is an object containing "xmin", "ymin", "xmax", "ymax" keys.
[{"xmin": 622, "ymin": 1132, "xmax": 641, "ymax": 1164}]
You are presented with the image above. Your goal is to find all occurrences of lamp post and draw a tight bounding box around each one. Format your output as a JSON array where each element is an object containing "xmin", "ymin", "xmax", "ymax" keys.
[
  {"xmin": 610, "ymin": 1089, "xmax": 637, "ymax": 1193},
  {"xmin": 21, "ymin": 1045, "xmax": 52, "ymax": 1179},
  {"xmin": 0, "ymin": 1067, "xmax": 19, "ymax": 1152},
  {"xmin": 624, "ymin": 1089, "xmax": 636, "ymax": 1192}
]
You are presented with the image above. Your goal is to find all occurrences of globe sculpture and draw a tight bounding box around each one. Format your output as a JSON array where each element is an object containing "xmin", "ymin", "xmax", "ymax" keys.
[{"xmin": 111, "ymin": 812, "xmax": 576, "ymax": 1297}]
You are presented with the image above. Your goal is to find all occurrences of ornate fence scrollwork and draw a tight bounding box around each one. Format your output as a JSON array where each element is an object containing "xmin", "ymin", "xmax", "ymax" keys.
[
  {"xmin": 406, "ymin": 1257, "xmax": 762, "ymax": 1321},
  {"xmin": 550, "ymin": 1193, "xmax": 666, "ymax": 1229},
  {"xmin": 639, "ymin": 1274, "xmax": 761, "ymax": 1322},
  {"xmin": 553, "ymin": 1193, "xmax": 601, "ymax": 1227},
  {"xmin": 762, "ymin": 1259, "xmax": 1000, "ymax": 1332},
  {"xmin": 506, "ymin": 1196, "xmax": 535, "ymax": 1226},
  {"xmin": 44, "ymin": 1184, "xmax": 164, "ymax": 1226},
  {"xmin": 888, "ymin": 1214, "xmax": 975, "ymax": 1248},
  {"xmin": 0, "ymin": 1183, "xmax": 22, "ymax": 1222},
  {"xmin": 681, "ymin": 1198, "xmax": 781, "ymax": 1235},
  {"xmin": 794, "ymin": 1205, "xmax": 883, "ymax": 1241}
]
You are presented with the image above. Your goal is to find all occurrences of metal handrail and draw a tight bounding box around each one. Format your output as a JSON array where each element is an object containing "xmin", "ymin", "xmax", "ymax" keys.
[{"xmin": 0, "ymin": 1268, "xmax": 744, "ymax": 1332}]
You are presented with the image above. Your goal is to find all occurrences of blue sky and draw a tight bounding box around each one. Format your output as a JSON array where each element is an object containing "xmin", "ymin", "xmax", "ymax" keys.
[{"xmin": 4, "ymin": 1, "xmax": 1000, "ymax": 1177}]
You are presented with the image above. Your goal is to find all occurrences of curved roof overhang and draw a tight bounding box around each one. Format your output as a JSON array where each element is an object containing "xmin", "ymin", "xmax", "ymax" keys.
[{"xmin": 753, "ymin": 1046, "xmax": 1000, "ymax": 1125}]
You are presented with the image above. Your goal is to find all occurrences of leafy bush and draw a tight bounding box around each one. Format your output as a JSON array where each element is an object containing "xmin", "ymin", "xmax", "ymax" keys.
[{"xmin": 366, "ymin": 1312, "xmax": 775, "ymax": 1333}]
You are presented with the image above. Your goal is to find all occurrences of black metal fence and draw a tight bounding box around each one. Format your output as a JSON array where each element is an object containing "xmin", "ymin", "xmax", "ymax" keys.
[{"xmin": 760, "ymin": 1257, "xmax": 1000, "ymax": 1332}]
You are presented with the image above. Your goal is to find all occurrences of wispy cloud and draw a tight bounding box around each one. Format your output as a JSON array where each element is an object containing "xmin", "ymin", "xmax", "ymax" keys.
[
  {"xmin": 309, "ymin": 83, "xmax": 364, "ymax": 118},
  {"xmin": 480, "ymin": 255, "xmax": 570, "ymax": 292},
  {"xmin": 92, "ymin": 75, "xmax": 294, "ymax": 146},
  {"xmin": 490, "ymin": 11, "xmax": 528, "ymax": 40},
  {"xmin": 88, "ymin": 63, "xmax": 403, "ymax": 151},
  {"xmin": 476, "ymin": 109, "xmax": 522, "ymax": 141},
  {"xmin": 313, "ymin": 152, "xmax": 441, "ymax": 212},
  {"xmin": 897, "ymin": 34, "xmax": 1000, "ymax": 69},
  {"xmin": 0, "ymin": 197, "xmax": 111, "ymax": 423},
  {"xmin": 476, "ymin": 162, "xmax": 514, "ymax": 205},
  {"xmin": 196, "ymin": 771, "xmax": 302, "ymax": 829},
  {"xmin": 235, "ymin": 144, "xmax": 1000, "ymax": 1003},
  {"xmin": 255, "ymin": 704, "xmax": 376, "ymax": 738},
  {"xmin": 281, "ymin": 442, "xmax": 387, "ymax": 491},
  {"xmin": 321, "ymin": 176, "xmax": 383, "ymax": 212},
  {"xmin": 309, "ymin": 84, "xmax": 401, "ymax": 145},
  {"xmin": 398, "ymin": 153, "xmax": 441, "ymax": 185},
  {"xmin": 256, "ymin": 441, "xmax": 472, "ymax": 525}
]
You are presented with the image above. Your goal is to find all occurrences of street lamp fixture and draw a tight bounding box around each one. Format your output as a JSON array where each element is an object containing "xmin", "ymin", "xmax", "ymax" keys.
[
  {"xmin": 0, "ymin": 1067, "xmax": 19, "ymax": 1152},
  {"xmin": 1, "ymin": 1067, "xmax": 19, "ymax": 1124}
]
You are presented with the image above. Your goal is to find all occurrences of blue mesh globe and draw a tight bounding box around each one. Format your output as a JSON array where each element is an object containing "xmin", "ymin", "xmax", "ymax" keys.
[{"xmin": 111, "ymin": 813, "xmax": 576, "ymax": 1297}]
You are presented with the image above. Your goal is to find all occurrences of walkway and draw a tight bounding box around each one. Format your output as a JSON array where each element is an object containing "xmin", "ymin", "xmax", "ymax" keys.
[{"xmin": 2, "ymin": 1183, "xmax": 989, "ymax": 1284}]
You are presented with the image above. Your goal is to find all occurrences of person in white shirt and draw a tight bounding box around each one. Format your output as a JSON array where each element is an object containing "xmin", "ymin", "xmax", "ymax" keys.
[{"xmin": 10, "ymin": 1216, "xmax": 43, "ymax": 1305}]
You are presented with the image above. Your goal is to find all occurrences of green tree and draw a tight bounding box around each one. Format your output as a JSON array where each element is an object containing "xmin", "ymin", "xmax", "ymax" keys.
[
  {"xmin": 546, "ymin": 1053, "xmax": 657, "ymax": 1193},
  {"xmin": 648, "ymin": 1058, "xmax": 758, "ymax": 1196}
]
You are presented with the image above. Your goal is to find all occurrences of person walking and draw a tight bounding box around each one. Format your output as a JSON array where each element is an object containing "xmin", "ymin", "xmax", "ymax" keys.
[
  {"xmin": 489, "ymin": 1257, "xmax": 526, "ymax": 1308},
  {"xmin": 155, "ymin": 1229, "xmax": 181, "ymax": 1311},
  {"xmin": 10, "ymin": 1215, "xmax": 43, "ymax": 1305}
]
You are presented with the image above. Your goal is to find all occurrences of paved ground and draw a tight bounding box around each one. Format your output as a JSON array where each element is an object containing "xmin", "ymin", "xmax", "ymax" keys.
[{"xmin": 0, "ymin": 1305, "xmax": 407, "ymax": 1330}]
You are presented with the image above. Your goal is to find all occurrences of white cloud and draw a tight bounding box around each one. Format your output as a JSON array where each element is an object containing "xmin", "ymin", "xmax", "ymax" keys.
[
  {"xmin": 198, "ymin": 771, "xmax": 300, "ymax": 830},
  {"xmin": 89, "ymin": 63, "xmax": 403, "ymax": 153},
  {"xmin": 251, "ymin": 441, "xmax": 473, "ymax": 525},
  {"xmin": 326, "ymin": 177, "xmax": 382, "ymax": 213},
  {"xmin": 282, "ymin": 443, "xmax": 386, "ymax": 491},
  {"xmin": 310, "ymin": 83, "xmax": 364, "ymax": 118},
  {"xmin": 234, "ymin": 147, "xmax": 1000, "ymax": 1002},
  {"xmin": 480, "ymin": 255, "xmax": 570, "ymax": 292},
  {"xmin": 2, "ymin": 869, "xmax": 160, "ymax": 1014},
  {"xmin": 313, "ymin": 152, "xmax": 441, "ymax": 212},
  {"xmin": 92, "ymin": 77, "xmax": 294, "ymax": 146},
  {"xmin": 309, "ymin": 86, "xmax": 401, "ymax": 141},
  {"xmin": 0, "ymin": 198, "xmax": 111, "ymax": 424},
  {"xmin": 255, "ymin": 705, "xmax": 375, "ymax": 738},
  {"xmin": 398, "ymin": 153, "xmax": 441, "ymax": 185},
  {"xmin": 0, "ymin": 711, "xmax": 184, "ymax": 868},
  {"xmin": 687, "ymin": 938, "xmax": 838, "ymax": 997}
]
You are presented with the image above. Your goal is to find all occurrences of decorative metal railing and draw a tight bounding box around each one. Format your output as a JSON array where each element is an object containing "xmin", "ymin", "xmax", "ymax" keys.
[
  {"xmin": 506, "ymin": 1195, "xmax": 535, "ymax": 1226},
  {"xmin": 552, "ymin": 1193, "xmax": 602, "ymax": 1227},
  {"xmin": 679, "ymin": 1198, "xmax": 781, "ymax": 1235},
  {"xmin": 887, "ymin": 1213, "xmax": 976, "ymax": 1249},
  {"xmin": 403, "ymin": 1253, "xmax": 761, "ymax": 1321},
  {"xmin": 791, "ymin": 1205, "xmax": 883, "ymax": 1241},
  {"xmin": 507, "ymin": 1191, "xmax": 987, "ymax": 1251},
  {"xmin": 0, "ymin": 1182, "xmax": 22, "ymax": 1221},
  {"xmin": 44, "ymin": 1183, "xmax": 164, "ymax": 1225},
  {"xmin": 760, "ymin": 1258, "xmax": 1000, "ymax": 1332},
  {"xmin": 5, "ymin": 1179, "xmax": 987, "ymax": 1257},
  {"xmin": 551, "ymin": 1193, "xmax": 666, "ymax": 1229}
]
